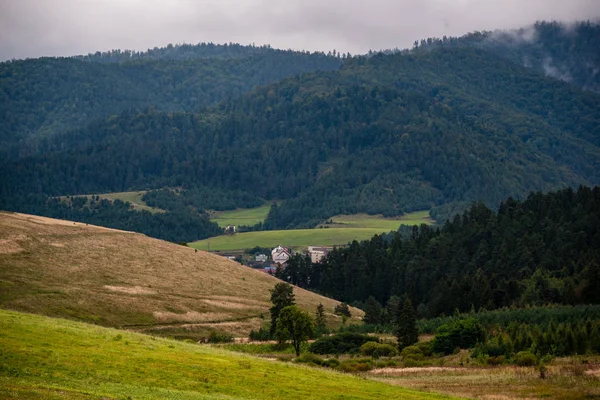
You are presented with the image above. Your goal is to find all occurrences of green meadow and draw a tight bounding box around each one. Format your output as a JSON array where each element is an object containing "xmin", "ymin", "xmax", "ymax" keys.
[
  {"xmin": 190, "ymin": 211, "xmax": 434, "ymax": 251},
  {"xmin": 210, "ymin": 203, "xmax": 274, "ymax": 227},
  {"xmin": 0, "ymin": 309, "xmax": 453, "ymax": 400}
]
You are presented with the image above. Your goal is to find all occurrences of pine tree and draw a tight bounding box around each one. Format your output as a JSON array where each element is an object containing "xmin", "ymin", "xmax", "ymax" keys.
[
  {"xmin": 315, "ymin": 303, "xmax": 327, "ymax": 334},
  {"xmin": 363, "ymin": 296, "xmax": 382, "ymax": 325},
  {"xmin": 395, "ymin": 296, "xmax": 418, "ymax": 351}
]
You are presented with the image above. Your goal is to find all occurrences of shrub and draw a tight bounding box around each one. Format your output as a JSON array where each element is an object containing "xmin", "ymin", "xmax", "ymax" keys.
[
  {"xmin": 514, "ymin": 351, "xmax": 537, "ymax": 366},
  {"xmin": 249, "ymin": 326, "xmax": 271, "ymax": 341},
  {"xmin": 431, "ymin": 318, "xmax": 485, "ymax": 355},
  {"xmin": 207, "ymin": 331, "xmax": 234, "ymax": 343},
  {"xmin": 400, "ymin": 345, "xmax": 425, "ymax": 361},
  {"xmin": 309, "ymin": 332, "xmax": 378, "ymax": 355},
  {"xmin": 360, "ymin": 342, "xmax": 398, "ymax": 358},
  {"xmin": 338, "ymin": 357, "xmax": 373, "ymax": 373},
  {"xmin": 295, "ymin": 353, "xmax": 326, "ymax": 366}
]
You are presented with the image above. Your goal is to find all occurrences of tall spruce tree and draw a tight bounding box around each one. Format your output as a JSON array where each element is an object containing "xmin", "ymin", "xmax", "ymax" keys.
[
  {"xmin": 363, "ymin": 296, "xmax": 383, "ymax": 325},
  {"xmin": 395, "ymin": 296, "xmax": 418, "ymax": 351},
  {"xmin": 315, "ymin": 303, "xmax": 327, "ymax": 334}
]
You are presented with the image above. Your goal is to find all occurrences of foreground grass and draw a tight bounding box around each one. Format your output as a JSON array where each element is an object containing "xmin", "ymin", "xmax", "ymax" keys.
[
  {"xmin": 210, "ymin": 203, "xmax": 274, "ymax": 228},
  {"xmin": 0, "ymin": 310, "xmax": 453, "ymax": 400}
]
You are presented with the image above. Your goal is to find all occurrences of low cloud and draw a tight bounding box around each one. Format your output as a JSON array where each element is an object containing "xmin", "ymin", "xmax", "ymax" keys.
[{"xmin": 0, "ymin": 0, "xmax": 599, "ymax": 60}]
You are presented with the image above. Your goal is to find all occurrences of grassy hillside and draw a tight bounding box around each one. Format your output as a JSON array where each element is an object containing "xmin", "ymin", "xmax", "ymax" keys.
[
  {"xmin": 0, "ymin": 212, "xmax": 362, "ymax": 339},
  {"xmin": 60, "ymin": 190, "xmax": 163, "ymax": 213},
  {"xmin": 210, "ymin": 203, "xmax": 274, "ymax": 227},
  {"xmin": 191, "ymin": 211, "xmax": 433, "ymax": 251},
  {"xmin": 0, "ymin": 309, "xmax": 453, "ymax": 400}
]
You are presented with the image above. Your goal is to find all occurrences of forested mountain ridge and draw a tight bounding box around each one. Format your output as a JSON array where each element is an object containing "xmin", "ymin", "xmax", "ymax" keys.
[
  {"xmin": 1, "ymin": 45, "xmax": 599, "ymax": 232},
  {"xmin": 0, "ymin": 47, "xmax": 342, "ymax": 154}
]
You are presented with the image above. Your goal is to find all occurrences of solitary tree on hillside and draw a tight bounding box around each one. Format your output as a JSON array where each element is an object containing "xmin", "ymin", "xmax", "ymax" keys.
[
  {"xmin": 269, "ymin": 282, "xmax": 295, "ymax": 335},
  {"xmin": 395, "ymin": 296, "xmax": 418, "ymax": 351},
  {"xmin": 275, "ymin": 305, "xmax": 314, "ymax": 356}
]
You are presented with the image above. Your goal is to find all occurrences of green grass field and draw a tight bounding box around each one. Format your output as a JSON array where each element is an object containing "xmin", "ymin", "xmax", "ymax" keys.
[
  {"xmin": 191, "ymin": 211, "xmax": 434, "ymax": 251},
  {"xmin": 325, "ymin": 211, "xmax": 434, "ymax": 229},
  {"xmin": 190, "ymin": 227, "xmax": 390, "ymax": 251},
  {"xmin": 60, "ymin": 190, "xmax": 163, "ymax": 213},
  {"xmin": 0, "ymin": 309, "xmax": 452, "ymax": 400},
  {"xmin": 210, "ymin": 203, "xmax": 274, "ymax": 227}
]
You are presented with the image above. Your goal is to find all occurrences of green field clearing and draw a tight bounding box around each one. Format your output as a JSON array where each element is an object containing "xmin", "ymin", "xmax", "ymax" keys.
[
  {"xmin": 60, "ymin": 190, "xmax": 163, "ymax": 213},
  {"xmin": 0, "ymin": 310, "xmax": 452, "ymax": 400},
  {"xmin": 190, "ymin": 227, "xmax": 392, "ymax": 251},
  {"xmin": 191, "ymin": 211, "xmax": 434, "ymax": 251},
  {"xmin": 210, "ymin": 203, "xmax": 274, "ymax": 227},
  {"xmin": 324, "ymin": 211, "xmax": 434, "ymax": 229}
]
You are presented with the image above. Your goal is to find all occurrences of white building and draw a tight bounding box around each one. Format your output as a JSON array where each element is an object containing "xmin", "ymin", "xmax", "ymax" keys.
[{"xmin": 271, "ymin": 245, "xmax": 291, "ymax": 265}]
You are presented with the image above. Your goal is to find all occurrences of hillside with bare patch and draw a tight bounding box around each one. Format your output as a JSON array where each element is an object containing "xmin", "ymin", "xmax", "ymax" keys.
[{"xmin": 0, "ymin": 212, "xmax": 362, "ymax": 339}]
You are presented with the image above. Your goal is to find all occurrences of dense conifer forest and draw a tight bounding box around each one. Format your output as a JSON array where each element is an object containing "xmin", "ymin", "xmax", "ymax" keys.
[{"xmin": 277, "ymin": 187, "xmax": 600, "ymax": 317}]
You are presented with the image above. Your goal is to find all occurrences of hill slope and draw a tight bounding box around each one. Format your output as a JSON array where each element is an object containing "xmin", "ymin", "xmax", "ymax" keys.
[
  {"xmin": 2, "ymin": 46, "xmax": 599, "ymax": 231},
  {"xmin": 0, "ymin": 309, "xmax": 451, "ymax": 400},
  {"xmin": 0, "ymin": 212, "xmax": 362, "ymax": 339}
]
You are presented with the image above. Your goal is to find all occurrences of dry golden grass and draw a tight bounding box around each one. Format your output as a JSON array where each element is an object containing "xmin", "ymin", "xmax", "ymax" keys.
[
  {"xmin": 0, "ymin": 212, "xmax": 363, "ymax": 338},
  {"xmin": 369, "ymin": 358, "xmax": 600, "ymax": 400}
]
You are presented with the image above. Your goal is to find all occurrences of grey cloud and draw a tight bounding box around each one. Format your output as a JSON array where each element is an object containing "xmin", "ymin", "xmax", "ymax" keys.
[{"xmin": 1, "ymin": 0, "xmax": 599, "ymax": 60}]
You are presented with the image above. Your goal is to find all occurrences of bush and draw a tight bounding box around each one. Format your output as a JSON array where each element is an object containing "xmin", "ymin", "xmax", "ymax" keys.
[
  {"xmin": 360, "ymin": 341, "xmax": 398, "ymax": 358},
  {"xmin": 431, "ymin": 318, "xmax": 485, "ymax": 355},
  {"xmin": 249, "ymin": 326, "xmax": 271, "ymax": 341},
  {"xmin": 400, "ymin": 345, "xmax": 425, "ymax": 361},
  {"xmin": 295, "ymin": 353, "xmax": 340, "ymax": 368},
  {"xmin": 338, "ymin": 357, "xmax": 373, "ymax": 373},
  {"xmin": 207, "ymin": 331, "xmax": 234, "ymax": 343},
  {"xmin": 309, "ymin": 332, "xmax": 378, "ymax": 355},
  {"xmin": 515, "ymin": 351, "xmax": 537, "ymax": 366}
]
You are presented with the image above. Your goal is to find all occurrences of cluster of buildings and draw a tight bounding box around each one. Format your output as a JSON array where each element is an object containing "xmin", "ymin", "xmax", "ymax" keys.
[{"xmin": 251, "ymin": 244, "xmax": 333, "ymax": 274}]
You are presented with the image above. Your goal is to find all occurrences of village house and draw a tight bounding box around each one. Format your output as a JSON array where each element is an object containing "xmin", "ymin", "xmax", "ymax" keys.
[
  {"xmin": 271, "ymin": 245, "xmax": 291, "ymax": 265},
  {"xmin": 255, "ymin": 254, "xmax": 268, "ymax": 263},
  {"xmin": 308, "ymin": 246, "xmax": 333, "ymax": 263}
]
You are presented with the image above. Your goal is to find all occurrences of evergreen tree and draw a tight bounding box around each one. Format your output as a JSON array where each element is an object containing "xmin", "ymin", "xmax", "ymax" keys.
[
  {"xmin": 363, "ymin": 296, "xmax": 383, "ymax": 325},
  {"xmin": 315, "ymin": 303, "xmax": 327, "ymax": 334},
  {"xmin": 395, "ymin": 296, "xmax": 418, "ymax": 351}
]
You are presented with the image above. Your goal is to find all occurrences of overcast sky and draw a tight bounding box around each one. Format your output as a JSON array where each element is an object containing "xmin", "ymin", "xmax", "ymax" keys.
[{"xmin": 1, "ymin": 0, "xmax": 599, "ymax": 61}]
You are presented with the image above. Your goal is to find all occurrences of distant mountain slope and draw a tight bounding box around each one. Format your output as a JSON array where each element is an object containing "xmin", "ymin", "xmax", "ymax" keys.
[
  {"xmin": 2, "ymin": 46, "xmax": 599, "ymax": 230},
  {"xmin": 0, "ymin": 47, "xmax": 342, "ymax": 153},
  {"xmin": 0, "ymin": 212, "xmax": 361, "ymax": 339}
]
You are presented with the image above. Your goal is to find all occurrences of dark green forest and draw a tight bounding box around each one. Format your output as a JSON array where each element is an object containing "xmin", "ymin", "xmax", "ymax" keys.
[
  {"xmin": 277, "ymin": 187, "xmax": 600, "ymax": 317},
  {"xmin": 1, "ymin": 22, "xmax": 600, "ymax": 239}
]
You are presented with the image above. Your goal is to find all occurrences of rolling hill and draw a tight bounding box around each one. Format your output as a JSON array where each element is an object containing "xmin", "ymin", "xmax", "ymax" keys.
[
  {"xmin": 0, "ymin": 212, "xmax": 362, "ymax": 339},
  {"xmin": 0, "ymin": 309, "xmax": 451, "ymax": 400}
]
